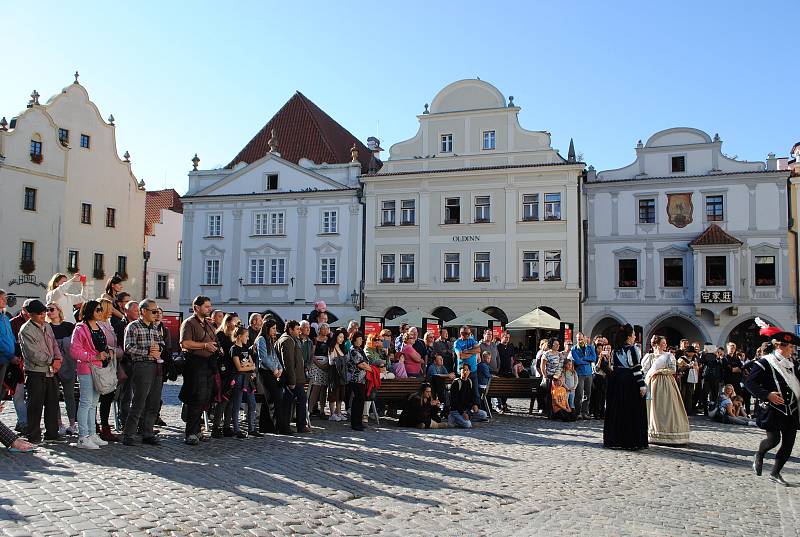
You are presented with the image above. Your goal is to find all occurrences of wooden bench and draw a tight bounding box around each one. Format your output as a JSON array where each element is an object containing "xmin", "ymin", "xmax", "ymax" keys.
[
  {"xmin": 373, "ymin": 378, "xmax": 423, "ymax": 403},
  {"xmin": 485, "ymin": 376, "xmax": 540, "ymax": 413}
]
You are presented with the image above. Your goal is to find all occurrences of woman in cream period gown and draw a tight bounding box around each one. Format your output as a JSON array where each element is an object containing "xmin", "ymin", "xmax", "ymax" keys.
[{"xmin": 642, "ymin": 335, "xmax": 690, "ymax": 445}]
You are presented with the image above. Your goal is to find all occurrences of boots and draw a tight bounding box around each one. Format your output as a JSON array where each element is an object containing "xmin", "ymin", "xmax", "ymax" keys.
[{"xmin": 100, "ymin": 424, "xmax": 119, "ymax": 442}]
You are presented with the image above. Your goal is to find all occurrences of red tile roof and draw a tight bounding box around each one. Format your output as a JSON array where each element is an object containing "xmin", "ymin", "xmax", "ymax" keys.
[
  {"xmin": 689, "ymin": 224, "xmax": 742, "ymax": 246},
  {"xmin": 226, "ymin": 91, "xmax": 372, "ymax": 174},
  {"xmin": 145, "ymin": 189, "xmax": 183, "ymax": 236}
]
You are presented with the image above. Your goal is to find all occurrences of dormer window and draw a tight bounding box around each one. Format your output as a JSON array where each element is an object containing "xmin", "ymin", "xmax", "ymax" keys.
[
  {"xmin": 441, "ymin": 134, "xmax": 453, "ymax": 153},
  {"xmin": 671, "ymin": 155, "xmax": 686, "ymax": 173},
  {"xmin": 482, "ymin": 130, "xmax": 495, "ymax": 150},
  {"xmin": 58, "ymin": 128, "xmax": 69, "ymax": 145},
  {"xmin": 265, "ymin": 173, "xmax": 278, "ymax": 190},
  {"xmin": 30, "ymin": 139, "xmax": 43, "ymax": 164}
]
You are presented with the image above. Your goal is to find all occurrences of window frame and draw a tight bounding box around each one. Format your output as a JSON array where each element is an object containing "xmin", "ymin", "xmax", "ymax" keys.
[
  {"xmin": 671, "ymin": 155, "xmax": 686, "ymax": 173},
  {"xmin": 662, "ymin": 257, "xmax": 684, "ymax": 288},
  {"xmin": 93, "ymin": 253, "xmax": 104, "ymax": 274},
  {"xmin": 473, "ymin": 252, "xmax": 490, "ymax": 282},
  {"xmin": 705, "ymin": 255, "xmax": 727, "ymax": 287},
  {"xmin": 444, "ymin": 197, "xmax": 461, "ymax": 224},
  {"xmin": 544, "ymin": 250, "xmax": 562, "ymax": 281},
  {"xmin": 638, "ymin": 198, "xmax": 656, "ymax": 224},
  {"xmin": 249, "ymin": 257, "xmax": 267, "ymax": 285},
  {"xmin": 522, "ymin": 251, "xmax": 540, "ymax": 281},
  {"xmin": 400, "ymin": 200, "xmax": 416, "ymax": 226},
  {"xmin": 206, "ymin": 213, "xmax": 223, "ymax": 237},
  {"xmin": 20, "ymin": 240, "xmax": 34, "ymax": 264},
  {"xmin": 381, "ymin": 200, "xmax": 396, "ymax": 226},
  {"xmin": 105, "ymin": 207, "xmax": 116, "ymax": 228},
  {"xmin": 522, "ymin": 194, "xmax": 539, "ymax": 222},
  {"xmin": 117, "ymin": 256, "xmax": 127, "ymax": 278},
  {"xmin": 705, "ymin": 194, "xmax": 724, "ymax": 222},
  {"xmin": 58, "ymin": 128, "xmax": 69, "ymax": 145},
  {"xmin": 474, "ymin": 195, "xmax": 491, "ymax": 223},
  {"xmin": 177, "ymin": 241, "xmax": 182, "ymax": 261},
  {"xmin": 543, "ymin": 193, "xmax": 562, "ymax": 221},
  {"xmin": 265, "ymin": 173, "xmax": 279, "ymax": 191},
  {"xmin": 444, "ymin": 252, "xmax": 460, "ymax": 282},
  {"xmin": 80, "ymin": 134, "xmax": 91, "ymax": 149},
  {"xmin": 320, "ymin": 257, "xmax": 337, "ymax": 285},
  {"xmin": 399, "ymin": 253, "xmax": 415, "ymax": 283},
  {"xmin": 23, "ymin": 187, "xmax": 37, "ymax": 212},
  {"xmin": 270, "ymin": 257, "xmax": 287, "ymax": 285},
  {"xmin": 204, "ymin": 258, "xmax": 221, "ymax": 286},
  {"xmin": 156, "ymin": 274, "xmax": 169, "ymax": 299},
  {"xmin": 30, "ymin": 139, "xmax": 43, "ymax": 160},
  {"xmin": 754, "ymin": 255, "xmax": 776, "ymax": 287},
  {"xmin": 321, "ymin": 209, "xmax": 338, "ymax": 234},
  {"xmin": 67, "ymin": 250, "xmax": 80, "ymax": 273},
  {"xmin": 380, "ymin": 254, "xmax": 396, "ymax": 283},
  {"xmin": 81, "ymin": 203, "xmax": 92, "ymax": 225},
  {"xmin": 617, "ymin": 258, "xmax": 639, "ymax": 288},
  {"xmin": 440, "ymin": 133, "xmax": 453, "ymax": 153},
  {"xmin": 482, "ymin": 130, "xmax": 496, "ymax": 150}
]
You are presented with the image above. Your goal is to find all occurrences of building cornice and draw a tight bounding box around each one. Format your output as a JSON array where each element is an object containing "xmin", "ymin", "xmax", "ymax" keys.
[
  {"xmin": 181, "ymin": 188, "xmax": 358, "ymax": 203},
  {"xmin": 585, "ymin": 169, "xmax": 787, "ymax": 189},
  {"xmin": 364, "ymin": 161, "xmax": 584, "ymax": 180}
]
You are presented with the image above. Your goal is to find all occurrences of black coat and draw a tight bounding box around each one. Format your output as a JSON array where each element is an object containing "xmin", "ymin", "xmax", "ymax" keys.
[{"xmin": 744, "ymin": 355, "xmax": 800, "ymax": 431}]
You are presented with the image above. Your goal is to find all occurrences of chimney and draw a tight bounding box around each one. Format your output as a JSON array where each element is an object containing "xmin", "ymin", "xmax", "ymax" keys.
[
  {"xmin": 766, "ymin": 152, "xmax": 778, "ymax": 171},
  {"xmin": 367, "ymin": 136, "xmax": 384, "ymax": 174}
]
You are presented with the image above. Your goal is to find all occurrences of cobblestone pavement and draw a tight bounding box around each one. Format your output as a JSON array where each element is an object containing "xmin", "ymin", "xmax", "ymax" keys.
[{"xmin": 2, "ymin": 383, "xmax": 800, "ymax": 537}]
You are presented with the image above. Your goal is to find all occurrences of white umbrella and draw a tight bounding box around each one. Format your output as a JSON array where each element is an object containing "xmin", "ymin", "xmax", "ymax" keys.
[
  {"xmin": 506, "ymin": 308, "xmax": 561, "ymax": 331},
  {"xmin": 445, "ymin": 309, "xmax": 498, "ymax": 327},
  {"xmin": 329, "ymin": 309, "xmax": 383, "ymax": 328},
  {"xmin": 384, "ymin": 310, "xmax": 438, "ymax": 328}
]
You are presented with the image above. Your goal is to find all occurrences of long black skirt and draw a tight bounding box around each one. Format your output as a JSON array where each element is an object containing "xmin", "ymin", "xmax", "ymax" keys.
[{"xmin": 603, "ymin": 368, "xmax": 648, "ymax": 450}]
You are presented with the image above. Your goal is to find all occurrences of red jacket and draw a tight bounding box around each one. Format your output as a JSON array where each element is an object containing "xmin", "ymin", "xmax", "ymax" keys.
[{"xmin": 365, "ymin": 365, "xmax": 382, "ymax": 398}]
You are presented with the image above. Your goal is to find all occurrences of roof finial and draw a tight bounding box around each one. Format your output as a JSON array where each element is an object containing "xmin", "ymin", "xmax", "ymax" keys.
[
  {"xmin": 0, "ymin": 117, "xmax": 7, "ymax": 131},
  {"xmin": 713, "ymin": 133, "xmax": 720, "ymax": 142},
  {"xmin": 29, "ymin": 90, "xmax": 40, "ymax": 106},
  {"xmin": 567, "ymin": 138, "xmax": 576, "ymax": 163},
  {"xmin": 74, "ymin": 71, "xmax": 80, "ymax": 84},
  {"xmin": 108, "ymin": 114, "xmax": 115, "ymax": 126},
  {"xmin": 123, "ymin": 151, "xmax": 130, "ymax": 162},
  {"xmin": 423, "ymin": 103, "xmax": 429, "ymax": 114},
  {"xmin": 636, "ymin": 139, "xmax": 643, "ymax": 149},
  {"xmin": 268, "ymin": 129, "xmax": 278, "ymax": 154},
  {"xmin": 508, "ymin": 95, "xmax": 514, "ymax": 107},
  {"xmin": 350, "ymin": 143, "xmax": 359, "ymax": 163},
  {"xmin": 192, "ymin": 153, "xmax": 200, "ymax": 171},
  {"xmin": 138, "ymin": 179, "xmax": 145, "ymax": 190}
]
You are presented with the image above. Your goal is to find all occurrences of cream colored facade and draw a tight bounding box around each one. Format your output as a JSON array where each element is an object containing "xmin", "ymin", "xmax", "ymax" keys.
[
  {"xmin": 362, "ymin": 79, "xmax": 583, "ymax": 326},
  {"xmin": 0, "ymin": 79, "xmax": 145, "ymax": 306}
]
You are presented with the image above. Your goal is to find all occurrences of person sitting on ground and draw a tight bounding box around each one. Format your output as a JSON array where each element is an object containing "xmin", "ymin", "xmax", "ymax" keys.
[
  {"xmin": 562, "ymin": 358, "xmax": 578, "ymax": 413},
  {"xmin": 447, "ymin": 364, "xmax": 489, "ymax": 428},
  {"xmin": 550, "ymin": 373, "xmax": 574, "ymax": 422},
  {"xmin": 719, "ymin": 384, "xmax": 755, "ymax": 426},
  {"xmin": 398, "ymin": 383, "xmax": 446, "ymax": 429},
  {"xmin": 0, "ymin": 400, "xmax": 35, "ymax": 453}
]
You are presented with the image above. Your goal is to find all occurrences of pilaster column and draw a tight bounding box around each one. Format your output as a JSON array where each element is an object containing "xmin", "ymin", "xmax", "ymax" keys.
[
  {"xmin": 748, "ymin": 184, "xmax": 757, "ymax": 231},
  {"xmin": 229, "ymin": 208, "xmax": 243, "ymax": 301},
  {"xmin": 296, "ymin": 206, "xmax": 309, "ymax": 303},
  {"xmin": 419, "ymin": 189, "xmax": 431, "ymax": 288},
  {"xmin": 180, "ymin": 209, "xmax": 195, "ymax": 304},
  {"xmin": 611, "ymin": 193, "xmax": 619, "ymax": 236},
  {"xmin": 644, "ymin": 242, "xmax": 655, "ymax": 299},
  {"xmin": 347, "ymin": 203, "xmax": 360, "ymax": 301}
]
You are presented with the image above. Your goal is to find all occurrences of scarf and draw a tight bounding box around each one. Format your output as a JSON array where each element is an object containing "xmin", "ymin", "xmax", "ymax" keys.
[{"xmin": 765, "ymin": 351, "xmax": 800, "ymax": 401}]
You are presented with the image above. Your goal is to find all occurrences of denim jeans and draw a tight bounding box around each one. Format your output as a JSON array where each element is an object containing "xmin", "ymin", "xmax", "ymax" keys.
[
  {"xmin": 567, "ymin": 391, "xmax": 575, "ymax": 409},
  {"xmin": 232, "ymin": 375, "xmax": 257, "ymax": 433},
  {"xmin": 13, "ymin": 382, "xmax": 27, "ymax": 427},
  {"xmin": 77, "ymin": 374, "xmax": 100, "ymax": 439},
  {"xmin": 448, "ymin": 408, "xmax": 488, "ymax": 428}
]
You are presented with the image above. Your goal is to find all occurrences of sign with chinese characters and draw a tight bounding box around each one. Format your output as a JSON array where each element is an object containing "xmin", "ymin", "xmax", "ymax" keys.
[{"xmin": 701, "ymin": 290, "xmax": 733, "ymax": 303}]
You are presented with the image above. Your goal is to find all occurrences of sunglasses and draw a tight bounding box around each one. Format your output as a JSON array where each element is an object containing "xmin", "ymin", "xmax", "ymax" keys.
[
  {"xmin": 145, "ymin": 308, "xmax": 159, "ymax": 314},
  {"xmin": 47, "ymin": 307, "xmax": 57, "ymax": 312},
  {"xmin": 95, "ymin": 307, "xmax": 103, "ymax": 312}
]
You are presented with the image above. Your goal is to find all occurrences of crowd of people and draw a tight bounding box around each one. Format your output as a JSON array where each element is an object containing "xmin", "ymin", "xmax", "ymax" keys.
[{"xmin": 2, "ymin": 283, "xmax": 799, "ymax": 485}]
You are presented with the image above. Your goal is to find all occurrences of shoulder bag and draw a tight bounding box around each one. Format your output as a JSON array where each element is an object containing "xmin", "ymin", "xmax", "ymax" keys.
[{"xmin": 90, "ymin": 354, "xmax": 118, "ymax": 395}]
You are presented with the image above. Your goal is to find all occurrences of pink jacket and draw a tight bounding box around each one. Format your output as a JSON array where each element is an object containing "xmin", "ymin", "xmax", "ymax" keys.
[{"xmin": 70, "ymin": 322, "xmax": 104, "ymax": 375}]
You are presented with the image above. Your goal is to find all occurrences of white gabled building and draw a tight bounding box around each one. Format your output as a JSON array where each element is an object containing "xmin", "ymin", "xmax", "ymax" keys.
[
  {"xmin": 180, "ymin": 92, "xmax": 374, "ymax": 322},
  {"xmin": 0, "ymin": 75, "xmax": 145, "ymax": 307},
  {"xmin": 583, "ymin": 127, "xmax": 793, "ymax": 354},
  {"xmin": 145, "ymin": 189, "xmax": 183, "ymax": 314}
]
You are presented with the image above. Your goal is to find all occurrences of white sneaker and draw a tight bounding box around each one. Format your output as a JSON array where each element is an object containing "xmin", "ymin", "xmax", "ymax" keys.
[
  {"xmin": 78, "ymin": 437, "xmax": 100, "ymax": 450},
  {"xmin": 89, "ymin": 434, "xmax": 108, "ymax": 446}
]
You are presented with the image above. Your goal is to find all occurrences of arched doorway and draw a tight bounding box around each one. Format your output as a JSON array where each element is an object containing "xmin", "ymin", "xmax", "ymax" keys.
[
  {"xmin": 591, "ymin": 316, "xmax": 622, "ymax": 342},
  {"xmin": 648, "ymin": 315, "xmax": 705, "ymax": 349},
  {"xmin": 538, "ymin": 306, "xmax": 560, "ymax": 320},
  {"xmin": 384, "ymin": 306, "xmax": 406, "ymax": 320},
  {"xmin": 482, "ymin": 306, "xmax": 508, "ymax": 324},
  {"xmin": 431, "ymin": 306, "xmax": 456, "ymax": 323},
  {"xmin": 727, "ymin": 318, "xmax": 765, "ymax": 358}
]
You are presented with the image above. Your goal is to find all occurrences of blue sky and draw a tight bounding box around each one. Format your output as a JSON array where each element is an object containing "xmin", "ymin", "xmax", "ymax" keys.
[{"xmin": 2, "ymin": 1, "xmax": 796, "ymax": 193}]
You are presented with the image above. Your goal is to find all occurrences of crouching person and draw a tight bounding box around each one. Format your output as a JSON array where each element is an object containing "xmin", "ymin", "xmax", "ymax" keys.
[{"xmin": 448, "ymin": 363, "xmax": 488, "ymax": 428}]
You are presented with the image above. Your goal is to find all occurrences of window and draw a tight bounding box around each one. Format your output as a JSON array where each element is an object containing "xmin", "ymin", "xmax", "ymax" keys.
[
  {"xmin": 254, "ymin": 213, "xmax": 268, "ymax": 236},
  {"xmin": 270, "ymin": 258, "xmax": 286, "ymax": 284},
  {"xmin": 618, "ymin": 259, "xmax": 638, "ymax": 287},
  {"xmin": 320, "ymin": 258, "xmax": 337, "ymax": 284},
  {"xmin": 445, "ymin": 197, "xmax": 461, "ymax": 224},
  {"xmin": 23, "ymin": 187, "xmax": 37, "ymax": 211},
  {"xmin": 544, "ymin": 251, "xmax": 561, "ymax": 281},
  {"xmin": 755, "ymin": 256, "xmax": 776, "ymax": 286},
  {"xmin": 322, "ymin": 210, "xmax": 338, "ymax": 234},
  {"xmin": 30, "ymin": 140, "xmax": 42, "ymax": 163},
  {"xmin": 663, "ymin": 258, "xmax": 684, "ymax": 287},
  {"xmin": 207, "ymin": 214, "xmax": 222, "ymax": 236},
  {"xmin": 117, "ymin": 256, "xmax": 127, "ymax": 277},
  {"xmin": 255, "ymin": 211, "xmax": 285, "ymax": 236},
  {"xmin": 381, "ymin": 200, "xmax": 396, "ymax": 226},
  {"xmin": 638, "ymin": 198, "xmax": 655, "ymax": 224},
  {"xmin": 250, "ymin": 258, "xmax": 266, "ymax": 285},
  {"xmin": 706, "ymin": 195, "xmax": 724, "ymax": 222},
  {"xmin": 474, "ymin": 252, "xmax": 490, "ymax": 282},
  {"xmin": 80, "ymin": 134, "xmax": 90, "ymax": 149},
  {"xmin": 58, "ymin": 128, "xmax": 69, "ymax": 145},
  {"xmin": 21, "ymin": 241, "xmax": 34, "ymax": 263},
  {"xmin": 400, "ymin": 254, "xmax": 415, "ymax": 282},
  {"xmin": 671, "ymin": 156, "xmax": 686, "ymax": 173},
  {"xmin": 67, "ymin": 250, "xmax": 79, "ymax": 273},
  {"xmin": 156, "ymin": 274, "xmax": 168, "ymax": 299},
  {"xmin": 441, "ymin": 134, "xmax": 453, "ymax": 153},
  {"xmin": 544, "ymin": 193, "xmax": 561, "ymax": 221},
  {"xmin": 265, "ymin": 174, "xmax": 278, "ymax": 190},
  {"xmin": 81, "ymin": 203, "xmax": 92, "ymax": 224},
  {"xmin": 522, "ymin": 251, "xmax": 539, "ymax": 281},
  {"xmin": 483, "ymin": 130, "xmax": 495, "ymax": 150},
  {"xmin": 94, "ymin": 253, "xmax": 104, "ymax": 274},
  {"xmin": 474, "ymin": 196, "xmax": 490, "ymax": 223},
  {"xmin": 106, "ymin": 207, "xmax": 116, "ymax": 228},
  {"xmin": 204, "ymin": 259, "xmax": 220, "ymax": 285},
  {"xmin": 401, "ymin": 200, "xmax": 415, "ymax": 225},
  {"xmin": 177, "ymin": 241, "xmax": 182, "ymax": 261},
  {"xmin": 706, "ymin": 256, "xmax": 727, "ymax": 286},
  {"xmin": 380, "ymin": 254, "xmax": 395, "ymax": 282},
  {"xmin": 270, "ymin": 212, "xmax": 285, "ymax": 235},
  {"xmin": 522, "ymin": 194, "xmax": 539, "ymax": 221},
  {"xmin": 444, "ymin": 253, "xmax": 460, "ymax": 282}
]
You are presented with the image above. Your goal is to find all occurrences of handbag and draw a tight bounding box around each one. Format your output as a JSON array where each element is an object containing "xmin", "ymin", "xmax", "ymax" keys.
[
  {"xmin": 90, "ymin": 355, "xmax": 118, "ymax": 395},
  {"xmin": 687, "ymin": 367, "xmax": 698, "ymax": 384}
]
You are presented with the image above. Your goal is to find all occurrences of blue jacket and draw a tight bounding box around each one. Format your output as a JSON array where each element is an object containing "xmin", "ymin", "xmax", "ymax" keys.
[
  {"xmin": 477, "ymin": 361, "xmax": 492, "ymax": 387},
  {"xmin": 570, "ymin": 344, "xmax": 597, "ymax": 377},
  {"xmin": 0, "ymin": 314, "xmax": 15, "ymax": 365}
]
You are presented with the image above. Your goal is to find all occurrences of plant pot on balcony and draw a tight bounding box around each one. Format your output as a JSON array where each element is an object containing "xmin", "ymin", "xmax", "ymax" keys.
[
  {"xmin": 19, "ymin": 259, "xmax": 35, "ymax": 274},
  {"xmin": 30, "ymin": 153, "xmax": 43, "ymax": 164}
]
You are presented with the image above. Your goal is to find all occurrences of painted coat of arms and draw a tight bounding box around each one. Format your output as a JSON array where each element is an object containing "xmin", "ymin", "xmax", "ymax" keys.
[{"xmin": 667, "ymin": 193, "xmax": 693, "ymax": 228}]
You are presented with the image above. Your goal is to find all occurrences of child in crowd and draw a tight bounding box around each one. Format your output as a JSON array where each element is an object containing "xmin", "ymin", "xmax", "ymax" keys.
[
  {"xmin": 550, "ymin": 374, "xmax": 574, "ymax": 421},
  {"xmin": 230, "ymin": 326, "xmax": 263, "ymax": 438},
  {"xmin": 562, "ymin": 358, "xmax": 578, "ymax": 411}
]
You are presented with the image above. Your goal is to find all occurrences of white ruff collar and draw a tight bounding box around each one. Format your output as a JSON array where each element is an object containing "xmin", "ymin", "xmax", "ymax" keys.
[{"xmin": 765, "ymin": 352, "xmax": 800, "ymax": 400}]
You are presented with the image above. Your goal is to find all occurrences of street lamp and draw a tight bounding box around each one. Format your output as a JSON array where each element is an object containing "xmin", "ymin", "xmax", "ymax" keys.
[{"xmin": 350, "ymin": 289, "xmax": 358, "ymax": 307}]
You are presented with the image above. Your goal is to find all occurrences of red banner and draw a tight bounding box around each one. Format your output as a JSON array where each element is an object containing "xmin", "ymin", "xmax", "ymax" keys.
[
  {"xmin": 426, "ymin": 322, "xmax": 440, "ymax": 339},
  {"xmin": 492, "ymin": 325, "xmax": 503, "ymax": 340},
  {"xmin": 364, "ymin": 321, "xmax": 382, "ymax": 337}
]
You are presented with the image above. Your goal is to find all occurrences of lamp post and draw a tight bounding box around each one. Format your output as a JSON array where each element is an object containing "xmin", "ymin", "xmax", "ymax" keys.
[
  {"xmin": 142, "ymin": 250, "xmax": 151, "ymax": 298},
  {"xmin": 350, "ymin": 289, "xmax": 358, "ymax": 308}
]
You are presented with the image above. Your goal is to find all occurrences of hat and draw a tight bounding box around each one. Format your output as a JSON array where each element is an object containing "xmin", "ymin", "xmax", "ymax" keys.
[
  {"xmin": 24, "ymin": 299, "xmax": 46, "ymax": 314},
  {"xmin": 772, "ymin": 331, "xmax": 800, "ymax": 346},
  {"xmin": 755, "ymin": 317, "xmax": 800, "ymax": 346}
]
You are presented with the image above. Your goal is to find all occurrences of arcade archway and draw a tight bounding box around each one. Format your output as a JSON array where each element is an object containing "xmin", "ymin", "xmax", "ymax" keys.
[
  {"xmin": 482, "ymin": 306, "xmax": 508, "ymax": 324},
  {"xmin": 648, "ymin": 315, "xmax": 706, "ymax": 349},
  {"xmin": 431, "ymin": 306, "xmax": 457, "ymax": 323},
  {"xmin": 384, "ymin": 306, "xmax": 407, "ymax": 320}
]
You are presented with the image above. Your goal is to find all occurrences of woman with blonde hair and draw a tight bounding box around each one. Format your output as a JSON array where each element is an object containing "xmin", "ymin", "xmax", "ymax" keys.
[
  {"xmin": 642, "ymin": 335, "xmax": 689, "ymax": 445},
  {"xmin": 46, "ymin": 273, "xmax": 89, "ymax": 324},
  {"xmin": 46, "ymin": 301, "xmax": 77, "ymax": 436},
  {"xmin": 96, "ymin": 298, "xmax": 121, "ymax": 441}
]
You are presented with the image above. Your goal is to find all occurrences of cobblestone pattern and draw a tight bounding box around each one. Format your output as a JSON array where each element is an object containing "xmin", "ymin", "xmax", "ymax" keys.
[{"xmin": 2, "ymin": 384, "xmax": 799, "ymax": 536}]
